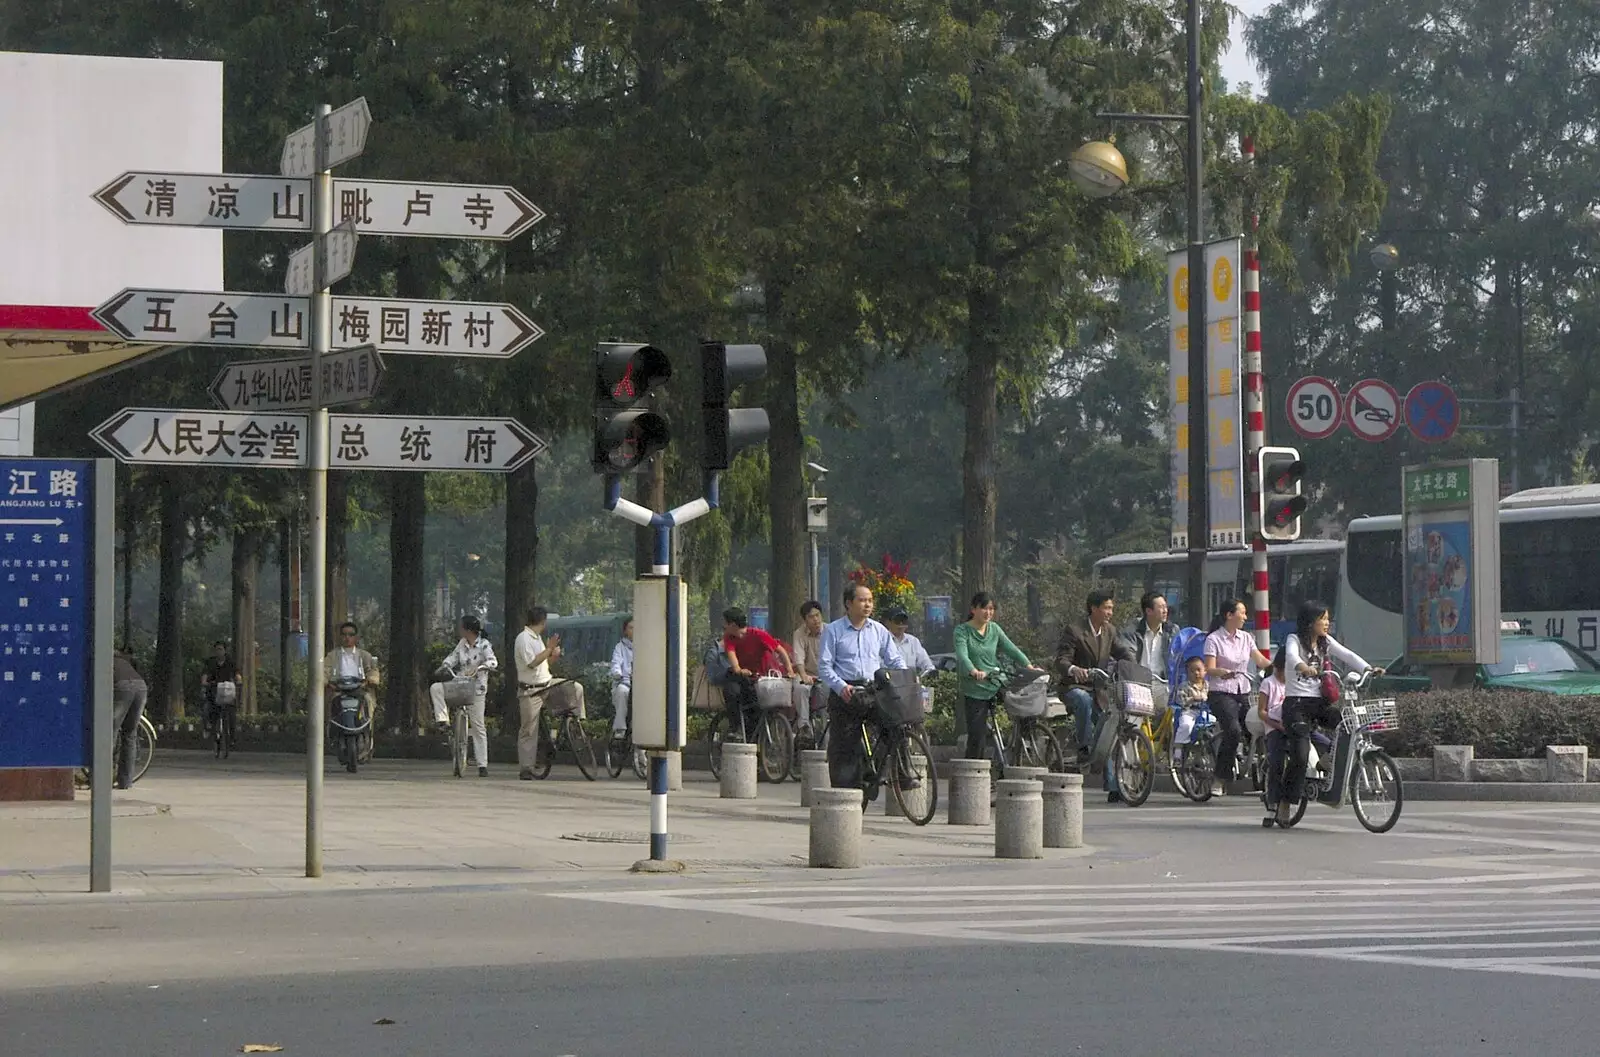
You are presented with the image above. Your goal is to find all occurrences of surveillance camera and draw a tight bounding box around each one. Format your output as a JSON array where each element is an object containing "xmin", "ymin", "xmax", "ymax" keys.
[{"xmin": 807, "ymin": 462, "xmax": 829, "ymax": 475}]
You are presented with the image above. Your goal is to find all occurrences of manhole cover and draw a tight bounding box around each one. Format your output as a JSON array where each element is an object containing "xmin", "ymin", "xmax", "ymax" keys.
[{"xmin": 562, "ymin": 830, "xmax": 703, "ymax": 845}]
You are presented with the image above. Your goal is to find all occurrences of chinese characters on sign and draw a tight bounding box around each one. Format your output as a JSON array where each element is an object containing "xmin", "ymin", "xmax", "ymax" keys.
[
  {"xmin": 90, "ymin": 410, "xmax": 309, "ymax": 468},
  {"xmin": 0, "ymin": 459, "xmax": 94, "ymax": 768},
  {"xmin": 1406, "ymin": 468, "xmax": 1472, "ymax": 508},
  {"xmin": 1402, "ymin": 460, "xmax": 1501, "ymax": 667},
  {"xmin": 209, "ymin": 346, "xmax": 383, "ymax": 412}
]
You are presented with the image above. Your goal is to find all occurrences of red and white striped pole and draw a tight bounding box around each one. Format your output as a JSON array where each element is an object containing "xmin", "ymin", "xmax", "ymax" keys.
[{"xmin": 1242, "ymin": 134, "xmax": 1271, "ymax": 651}]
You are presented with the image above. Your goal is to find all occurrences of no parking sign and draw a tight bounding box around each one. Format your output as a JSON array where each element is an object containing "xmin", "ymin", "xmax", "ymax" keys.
[{"xmin": 1405, "ymin": 381, "xmax": 1460, "ymax": 443}]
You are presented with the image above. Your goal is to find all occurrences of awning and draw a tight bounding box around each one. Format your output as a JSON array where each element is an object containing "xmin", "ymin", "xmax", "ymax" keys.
[{"xmin": 0, "ymin": 305, "xmax": 176, "ymax": 411}]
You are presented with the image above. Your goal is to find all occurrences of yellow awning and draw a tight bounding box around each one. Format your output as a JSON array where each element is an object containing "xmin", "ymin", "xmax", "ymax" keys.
[{"xmin": 0, "ymin": 307, "xmax": 176, "ymax": 410}]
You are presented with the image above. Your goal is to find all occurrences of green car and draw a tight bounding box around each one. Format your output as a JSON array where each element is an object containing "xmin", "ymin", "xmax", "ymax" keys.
[{"xmin": 1375, "ymin": 634, "xmax": 1600, "ymax": 696}]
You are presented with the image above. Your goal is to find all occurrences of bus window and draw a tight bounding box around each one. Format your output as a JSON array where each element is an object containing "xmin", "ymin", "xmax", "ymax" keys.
[
  {"xmin": 1284, "ymin": 552, "xmax": 1341, "ymax": 619},
  {"xmin": 1346, "ymin": 527, "xmax": 1402, "ymax": 614},
  {"xmin": 1097, "ymin": 562, "xmax": 1148, "ymax": 609},
  {"xmin": 1503, "ymin": 518, "xmax": 1600, "ymax": 612},
  {"xmin": 1150, "ymin": 560, "xmax": 1187, "ymax": 625}
]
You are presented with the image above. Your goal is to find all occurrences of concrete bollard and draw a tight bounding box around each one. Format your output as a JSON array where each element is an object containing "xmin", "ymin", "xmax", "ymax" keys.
[
  {"xmin": 1547, "ymin": 745, "xmax": 1589, "ymax": 783},
  {"xmin": 666, "ymin": 749, "xmax": 683, "ymax": 791},
  {"xmin": 885, "ymin": 755, "xmax": 931, "ymax": 817},
  {"xmin": 1004, "ymin": 765, "xmax": 1047, "ymax": 783},
  {"xmin": 799, "ymin": 749, "xmax": 829, "ymax": 807},
  {"xmin": 947, "ymin": 758, "xmax": 992, "ymax": 826},
  {"xmin": 720, "ymin": 742, "xmax": 758, "ymax": 799},
  {"xmin": 994, "ymin": 778, "xmax": 1044, "ymax": 859},
  {"xmin": 1041, "ymin": 772, "xmax": 1083, "ymax": 849},
  {"xmin": 809, "ymin": 787, "xmax": 863, "ymax": 868}
]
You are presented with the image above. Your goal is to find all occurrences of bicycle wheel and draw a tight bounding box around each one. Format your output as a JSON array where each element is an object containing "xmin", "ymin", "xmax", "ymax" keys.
[
  {"xmin": 131, "ymin": 716, "xmax": 155, "ymax": 784},
  {"xmin": 452, "ymin": 708, "xmax": 469, "ymax": 777},
  {"xmin": 631, "ymin": 746, "xmax": 649, "ymax": 782},
  {"xmin": 1351, "ymin": 749, "xmax": 1403, "ymax": 833},
  {"xmin": 757, "ymin": 711, "xmax": 792, "ymax": 783},
  {"xmin": 605, "ymin": 732, "xmax": 627, "ymax": 778},
  {"xmin": 566, "ymin": 715, "xmax": 599, "ymax": 781},
  {"xmin": 357, "ymin": 727, "xmax": 374, "ymax": 765},
  {"xmin": 707, "ymin": 712, "xmax": 727, "ymax": 779},
  {"xmin": 1177, "ymin": 740, "xmax": 1215, "ymax": 802},
  {"xmin": 532, "ymin": 714, "xmax": 554, "ymax": 779},
  {"xmin": 889, "ymin": 726, "xmax": 939, "ymax": 826},
  {"xmin": 1019, "ymin": 721, "xmax": 1064, "ymax": 772},
  {"xmin": 1112, "ymin": 725, "xmax": 1156, "ymax": 807},
  {"xmin": 1277, "ymin": 797, "xmax": 1310, "ymax": 828}
]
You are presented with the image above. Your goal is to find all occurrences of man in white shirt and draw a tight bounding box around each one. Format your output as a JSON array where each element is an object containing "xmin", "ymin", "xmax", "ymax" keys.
[
  {"xmin": 609, "ymin": 618, "xmax": 634, "ymax": 739},
  {"xmin": 322, "ymin": 621, "xmax": 380, "ymax": 708},
  {"xmin": 514, "ymin": 606, "xmax": 583, "ymax": 779},
  {"xmin": 883, "ymin": 607, "xmax": 936, "ymax": 675},
  {"xmin": 430, "ymin": 615, "xmax": 498, "ymax": 777}
]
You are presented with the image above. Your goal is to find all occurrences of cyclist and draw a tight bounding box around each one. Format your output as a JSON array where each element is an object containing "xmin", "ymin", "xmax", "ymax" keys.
[
  {"xmin": 721, "ymin": 607, "xmax": 796, "ymax": 741},
  {"xmin": 111, "ymin": 647, "xmax": 148, "ymax": 790},
  {"xmin": 789, "ymin": 601, "xmax": 825, "ymax": 736},
  {"xmin": 1257, "ymin": 646, "xmax": 1288, "ymax": 819},
  {"xmin": 431, "ymin": 615, "xmax": 498, "ymax": 777},
  {"xmin": 1054, "ymin": 589, "xmax": 1133, "ymax": 802},
  {"xmin": 609, "ymin": 617, "xmax": 634, "ymax": 743},
  {"xmin": 513, "ymin": 606, "xmax": 564, "ymax": 781},
  {"xmin": 1279, "ymin": 600, "xmax": 1382, "ymax": 826},
  {"xmin": 199, "ymin": 640, "xmax": 240, "ymax": 746},
  {"xmin": 952, "ymin": 592, "xmax": 1039, "ymax": 760},
  {"xmin": 1203, "ymin": 599, "xmax": 1273, "ymax": 797},
  {"xmin": 885, "ymin": 607, "xmax": 937, "ymax": 676},
  {"xmin": 818, "ymin": 583, "xmax": 908, "ymax": 791}
]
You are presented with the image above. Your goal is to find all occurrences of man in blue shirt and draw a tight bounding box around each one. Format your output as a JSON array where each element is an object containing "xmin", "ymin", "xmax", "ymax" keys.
[{"xmin": 819, "ymin": 583, "xmax": 908, "ymax": 792}]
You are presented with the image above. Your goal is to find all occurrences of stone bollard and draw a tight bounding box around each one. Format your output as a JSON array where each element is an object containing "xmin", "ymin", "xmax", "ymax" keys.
[
  {"xmin": 1548, "ymin": 745, "xmax": 1589, "ymax": 783},
  {"xmin": 885, "ymin": 755, "xmax": 932, "ymax": 818},
  {"xmin": 810, "ymin": 787, "xmax": 863, "ymax": 868},
  {"xmin": 1004, "ymin": 765, "xmax": 1047, "ymax": 783},
  {"xmin": 1432, "ymin": 745, "xmax": 1474, "ymax": 783},
  {"xmin": 799, "ymin": 749, "xmax": 830, "ymax": 807},
  {"xmin": 666, "ymin": 749, "xmax": 683, "ymax": 790},
  {"xmin": 947, "ymin": 758, "xmax": 992, "ymax": 826},
  {"xmin": 720, "ymin": 742, "xmax": 758, "ymax": 798},
  {"xmin": 994, "ymin": 779, "xmax": 1044, "ymax": 859},
  {"xmin": 1041, "ymin": 773, "xmax": 1083, "ymax": 849}
]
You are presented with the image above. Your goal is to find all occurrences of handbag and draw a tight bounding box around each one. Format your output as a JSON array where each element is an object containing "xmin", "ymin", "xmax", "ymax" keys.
[
  {"xmin": 1319, "ymin": 659, "xmax": 1342, "ymax": 704},
  {"xmin": 213, "ymin": 680, "xmax": 237, "ymax": 706}
]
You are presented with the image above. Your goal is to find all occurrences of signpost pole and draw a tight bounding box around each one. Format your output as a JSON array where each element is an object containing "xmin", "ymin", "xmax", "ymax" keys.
[
  {"xmin": 305, "ymin": 103, "xmax": 331, "ymax": 879},
  {"xmin": 1184, "ymin": 0, "xmax": 1209, "ymax": 624},
  {"xmin": 90, "ymin": 459, "xmax": 115, "ymax": 893},
  {"xmin": 1242, "ymin": 136, "xmax": 1270, "ymax": 651}
]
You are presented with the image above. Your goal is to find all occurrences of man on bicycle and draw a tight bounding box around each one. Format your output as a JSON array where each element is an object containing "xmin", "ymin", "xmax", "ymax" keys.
[
  {"xmin": 884, "ymin": 607, "xmax": 937, "ymax": 676},
  {"xmin": 818, "ymin": 584, "xmax": 908, "ymax": 792},
  {"xmin": 514, "ymin": 606, "xmax": 566, "ymax": 781},
  {"xmin": 1055, "ymin": 589, "xmax": 1133, "ymax": 802},
  {"xmin": 789, "ymin": 601, "xmax": 826, "ymax": 736},
  {"xmin": 721, "ymin": 607, "xmax": 796, "ymax": 741},
  {"xmin": 609, "ymin": 617, "xmax": 634, "ymax": 743}
]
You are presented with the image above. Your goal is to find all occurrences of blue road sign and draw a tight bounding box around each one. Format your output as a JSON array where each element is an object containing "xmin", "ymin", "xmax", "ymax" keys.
[
  {"xmin": 1405, "ymin": 380, "xmax": 1460, "ymax": 444},
  {"xmin": 0, "ymin": 459, "xmax": 97, "ymax": 768}
]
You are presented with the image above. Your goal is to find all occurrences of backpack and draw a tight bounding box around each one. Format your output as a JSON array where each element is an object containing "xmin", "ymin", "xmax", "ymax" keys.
[
  {"xmin": 1165, "ymin": 626, "xmax": 1208, "ymax": 703},
  {"xmin": 702, "ymin": 640, "xmax": 733, "ymax": 688}
]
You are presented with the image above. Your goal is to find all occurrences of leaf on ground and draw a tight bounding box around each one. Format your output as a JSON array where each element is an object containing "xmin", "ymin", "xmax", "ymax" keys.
[
  {"xmin": 240, "ymin": 1046, "xmax": 284, "ymax": 1054},
  {"xmin": 373, "ymin": 1018, "xmax": 396, "ymax": 1026}
]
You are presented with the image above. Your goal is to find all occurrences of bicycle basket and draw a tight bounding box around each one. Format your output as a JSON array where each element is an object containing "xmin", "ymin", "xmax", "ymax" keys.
[
  {"xmin": 440, "ymin": 677, "xmax": 477, "ymax": 708},
  {"xmin": 1001, "ymin": 678, "xmax": 1049, "ymax": 718},
  {"xmin": 872, "ymin": 668, "xmax": 924, "ymax": 726},
  {"xmin": 543, "ymin": 681, "xmax": 585, "ymax": 716},
  {"xmin": 1343, "ymin": 697, "xmax": 1399, "ymax": 733},
  {"xmin": 1121, "ymin": 681, "xmax": 1156, "ymax": 717},
  {"xmin": 755, "ymin": 675, "xmax": 792, "ymax": 710}
]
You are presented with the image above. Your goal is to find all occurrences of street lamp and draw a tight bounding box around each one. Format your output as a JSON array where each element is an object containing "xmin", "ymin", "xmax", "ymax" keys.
[{"xmin": 1071, "ymin": 0, "xmax": 1208, "ymax": 623}]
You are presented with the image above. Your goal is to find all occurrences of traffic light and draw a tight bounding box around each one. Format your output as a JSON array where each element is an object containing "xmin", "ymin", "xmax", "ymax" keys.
[
  {"xmin": 1258, "ymin": 445, "xmax": 1307, "ymax": 541},
  {"xmin": 701, "ymin": 341, "xmax": 770, "ymax": 470},
  {"xmin": 592, "ymin": 342, "xmax": 672, "ymax": 473}
]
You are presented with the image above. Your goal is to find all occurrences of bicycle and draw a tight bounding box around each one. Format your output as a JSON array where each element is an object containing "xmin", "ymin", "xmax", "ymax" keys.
[
  {"xmin": 706, "ymin": 673, "xmax": 794, "ymax": 783},
  {"xmin": 1082, "ymin": 662, "xmax": 1158, "ymax": 806},
  {"xmin": 525, "ymin": 679, "xmax": 599, "ymax": 781},
  {"xmin": 971, "ymin": 668, "xmax": 1063, "ymax": 777},
  {"xmin": 848, "ymin": 677, "xmax": 939, "ymax": 826},
  {"xmin": 1265, "ymin": 669, "xmax": 1403, "ymax": 833},
  {"xmin": 75, "ymin": 713, "xmax": 157, "ymax": 789}
]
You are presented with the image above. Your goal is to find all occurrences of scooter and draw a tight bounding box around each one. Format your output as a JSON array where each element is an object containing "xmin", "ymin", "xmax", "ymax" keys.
[{"xmin": 330, "ymin": 675, "xmax": 372, "ymax": 775}]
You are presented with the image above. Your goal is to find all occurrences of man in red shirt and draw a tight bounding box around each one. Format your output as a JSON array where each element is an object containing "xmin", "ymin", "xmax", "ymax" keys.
[{"xmin": 721, "ymin": 607, "xmax": 797, "ymax": 740}]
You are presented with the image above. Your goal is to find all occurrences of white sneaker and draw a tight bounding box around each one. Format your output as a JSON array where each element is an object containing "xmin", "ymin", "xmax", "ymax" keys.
[{"xmin": 1210, "ymin": 780, "xmax": 1225, "ymax": 797}]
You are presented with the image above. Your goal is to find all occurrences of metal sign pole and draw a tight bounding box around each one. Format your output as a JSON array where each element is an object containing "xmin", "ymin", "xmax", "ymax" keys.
[
  {"xmin": 305, "ymin": 103, "xmax": 331, "ymax": 879},
  {"xmin": 89, "ymin": 459, "xmax": 115, "ymax": 892}
]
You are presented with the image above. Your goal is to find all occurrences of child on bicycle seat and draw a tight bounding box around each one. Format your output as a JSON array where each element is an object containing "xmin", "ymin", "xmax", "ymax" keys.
[{"xmin": 1172, "ymin": 656, "xmax": 1209, "ymax": 747}]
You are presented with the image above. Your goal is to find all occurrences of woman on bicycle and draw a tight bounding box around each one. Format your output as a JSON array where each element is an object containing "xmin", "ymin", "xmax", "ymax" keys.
[
  {"xmin": 1202, "ymin": 599, "xmax": 1271, "ymax": 798},
  {"xmin": 1257, "ymin": 646, "xmax": 1288, "ymax": 819},
  {"xmin": 1278, "ymin": 600, "xmax": 1381, "ymax": 826},
  {"xmin": 953, "ymin": 592, "xmax": 1040, "ymax": 760}
]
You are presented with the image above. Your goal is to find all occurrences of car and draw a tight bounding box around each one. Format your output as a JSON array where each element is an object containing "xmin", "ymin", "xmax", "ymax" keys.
[{"xmin": 1374, "ymin": 633, "xmax": 1600, "ymax": 696}]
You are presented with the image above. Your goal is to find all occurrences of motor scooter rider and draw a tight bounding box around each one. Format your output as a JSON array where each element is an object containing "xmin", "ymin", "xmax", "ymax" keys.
[{"xmin": 321, "ymin": 621, "xmax": 380, "ymax": 722}]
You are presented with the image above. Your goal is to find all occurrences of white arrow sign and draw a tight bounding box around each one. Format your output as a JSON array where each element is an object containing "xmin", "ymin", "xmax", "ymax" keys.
[
  {"xmin": 281, "ymin": 97, "xmax": 372, "ymax": 178},
  {"xmin": 90, "ymin": 408, "xmax": 310, "ymax": 468},
  {"xmin": 327, "ymin": 415, "xmax": 545, "ymax": 472},
  {"xmin": 92, "ymin": 289, "xmax": 543, "ymax": 358},
  {"xmin": 285, "ymin": 219, "xmax": 358, "ymax": 295},
  {"xmin": 94, "ymin": 172, "xmax": 544, "ymax": 240},
  {"xmin": 209, "ymin": 346, "xmax": 384, "ymax": 412}
]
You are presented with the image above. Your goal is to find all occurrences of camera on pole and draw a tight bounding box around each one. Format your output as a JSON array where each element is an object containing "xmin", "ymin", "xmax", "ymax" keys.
[
  {"xmin": 592, "ymin": 342, "xmax": 672, "ymax": 473},
  {"xmin": 700, "ymin": 341, "xmax": 769, "ymax": 470},
  {"xmin": 1258, "ymin": 445, "xmax": 1308, "ymax": 541}
]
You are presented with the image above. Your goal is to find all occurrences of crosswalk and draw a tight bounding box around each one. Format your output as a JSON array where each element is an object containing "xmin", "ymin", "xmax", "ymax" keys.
[{"xmin": 563, "ymin": 872, "xmax": 1600, "ymax": 980}]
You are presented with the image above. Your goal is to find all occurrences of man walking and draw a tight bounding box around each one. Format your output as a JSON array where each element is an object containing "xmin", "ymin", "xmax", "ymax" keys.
[
  {"xmin": 514, "ymin": 606, "xmax": 563, "ymax": 780},
  {"xmin": 818, "ymin": 584, "xmax": 908, "ymax": 792},
  {"xmin": 1055, "ymin": 589, "xmax": 1133, "ymax": 801}
]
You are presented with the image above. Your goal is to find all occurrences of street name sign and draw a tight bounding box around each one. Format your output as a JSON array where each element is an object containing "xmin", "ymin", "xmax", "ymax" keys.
[
  {"xmin": 284, "ymin": 219, "xmax": 358, "ymax": 296},
  {"xmin": 91, "ymin": 289, "xmax": 543, "ymax": 359},
  {"xmin": 281, "ymin": 97, "xmax": 371, "ymax": 178},
  {"xmin": 209, "ymin": 346, "xmax": 384, "ymax": 412},
  {"xmin": 90, "ymin": 408, "xmax": 310, "ymax": 468},
  {"xmin": 94, "ymin": 172, "xmax": 544, "ymax": 240}
]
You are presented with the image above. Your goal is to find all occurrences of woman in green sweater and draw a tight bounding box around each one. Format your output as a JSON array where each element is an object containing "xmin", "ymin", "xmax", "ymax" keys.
[{"xmin": 954, "ymin": 591, "xmax": 1042, "ymax": 760}]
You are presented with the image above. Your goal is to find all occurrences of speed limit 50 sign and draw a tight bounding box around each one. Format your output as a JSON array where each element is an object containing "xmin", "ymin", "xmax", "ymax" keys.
[{"xmin": 1287, "ymin": 376, "xmax": 1341, "ymax": 440}]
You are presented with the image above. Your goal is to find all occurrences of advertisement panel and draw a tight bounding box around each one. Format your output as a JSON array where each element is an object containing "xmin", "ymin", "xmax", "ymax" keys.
[
  {"xmin": 1169, "ymin": 238, "xmax": 1244, "ymax": 549},
  {"xmin": 1402, "ymin": 460, "xmax": 1501, "ymax": 666}
]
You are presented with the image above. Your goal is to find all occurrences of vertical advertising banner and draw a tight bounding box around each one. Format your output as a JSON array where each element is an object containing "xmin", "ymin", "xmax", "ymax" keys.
[
  {"xmin": 1169, "ymin": 238, "xmax": 1244, "ymax": 550},
  {"xmin": 1402, "ymin": 460, "xmax": 1501, "ymax": 666}
]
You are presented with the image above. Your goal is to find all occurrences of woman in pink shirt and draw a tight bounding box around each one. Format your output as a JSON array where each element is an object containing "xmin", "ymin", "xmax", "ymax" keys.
[{"xmin": 1202, "ymin": 599, "xmax": 1272, "ymax": 797}]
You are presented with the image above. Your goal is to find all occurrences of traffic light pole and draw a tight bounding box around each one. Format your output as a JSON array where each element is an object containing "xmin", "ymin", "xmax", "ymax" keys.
[{"xmin": 603, "ymin": 470, "xmax": 721, "ymax": 864}]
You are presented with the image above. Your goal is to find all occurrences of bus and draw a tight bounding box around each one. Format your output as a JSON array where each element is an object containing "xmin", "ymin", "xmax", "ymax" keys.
[
  {"xmin": 545, "ymin": 612, "xmax": 631, "ymax": 669},
  {"xmin": 1342, "ymin": 485, "xmax": 1600, "ymax": 664}
]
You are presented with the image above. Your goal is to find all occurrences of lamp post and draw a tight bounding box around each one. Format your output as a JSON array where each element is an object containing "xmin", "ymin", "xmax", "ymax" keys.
[{"xmin": 1070, "ymin": 0, "xmax": 1207, "ymax": 622}]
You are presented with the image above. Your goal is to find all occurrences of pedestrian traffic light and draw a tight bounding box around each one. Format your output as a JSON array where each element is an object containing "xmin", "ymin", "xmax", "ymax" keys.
[
  {"xmin": 700, "ymin": 341, "xmax": 769, "ymax": 470},
  {"xmin": 1258, "ymin": 445, "xmax": 1307, "ymax": 541},
  {"xmin": 592, "ymin": 342, "xmax": 672, "ymax": 473}
]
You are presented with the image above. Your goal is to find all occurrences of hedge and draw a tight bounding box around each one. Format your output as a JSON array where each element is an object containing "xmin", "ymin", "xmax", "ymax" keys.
[{"xmin": 1388, "ymin": 690, "xmax": 1600, "ymax": 759}]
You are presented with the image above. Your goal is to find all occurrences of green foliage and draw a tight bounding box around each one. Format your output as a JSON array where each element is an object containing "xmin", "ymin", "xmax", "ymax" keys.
[{"xmin": 1388, "ymin": 691, "xmax": 1600, "ymax": 759}]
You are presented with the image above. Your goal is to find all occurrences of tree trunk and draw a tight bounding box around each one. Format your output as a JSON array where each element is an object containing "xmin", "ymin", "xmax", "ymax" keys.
[
  {"xmin": 230, "ymin": 527, "xmax": 261, "ymax": 716},
  {"xmin": 325, "ymin": 470, "xmax": 349, "ymax": 651},
  {"xmin": 765, "ymin": 279, "xmax": 806, "ymax": 638},
  {"xmin": 502, "ymin": 459, "xmax": 538, "ymax": 720},
  {"xmin": 153, "ymin": 473, "xmax": 186, "ymax": 722},
  {"xmin": 960, "ymin": 305, "xmax": 999, "ymax": 604},
  {"xmin": 387, "ymin": 473, "xmax": 428, "ymax": 729}
]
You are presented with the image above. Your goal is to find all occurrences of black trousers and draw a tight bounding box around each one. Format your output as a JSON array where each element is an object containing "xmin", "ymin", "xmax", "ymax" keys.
[
  {"xmin": 1208, "ymin": 691, "xmax": 1250, "ymax": 779},
  {"xmin": 723, "ymin": 674, "xmax": 757, "ymax": 738},
  {"xmin": 1282, "ymin": 696, "xmax": 1341, "ymax": 803},
  {"xmin": 963, "ymin": 696, "xmax": 994, "ymax": 760},
  {"xmin": 826, "ymin": 690, "xmax": 876, "ymax": 791}
]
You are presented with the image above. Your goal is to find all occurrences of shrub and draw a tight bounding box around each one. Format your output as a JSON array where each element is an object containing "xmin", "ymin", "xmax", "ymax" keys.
[{"xmin": 1387, "ymin": 690, "xmax": 1600, "ymax": 759}]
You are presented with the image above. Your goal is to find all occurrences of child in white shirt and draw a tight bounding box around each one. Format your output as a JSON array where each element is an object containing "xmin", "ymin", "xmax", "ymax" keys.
[{"xmin": 1173, "ymin": 656, "xmax": 1210, "ymax": 747}]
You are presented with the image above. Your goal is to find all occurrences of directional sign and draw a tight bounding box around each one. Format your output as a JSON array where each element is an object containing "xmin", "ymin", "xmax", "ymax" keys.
[
  {"xmin": 92, "ymin": 288, "xmax": 543, "ymax": 359},
  {"xmin": 89, "ymin": 408, "xmax": 309, "ymax": 468},
  {"xmin": 1286, "ymin": 376, "xmax": 1342, "ymax": 440},
  {"xmin": 1406, "ymin": 380, "xmax": 1460, "ymax": 444},
  {"xmin": 285, "ymin": 219, "xmax": 358, "ymax": 296},
  {"xmin": 281, "ymin": 97, "xmax": 372, "ymax": 178},
  {"xmin": 209, "ymin": 346, "xmax": 384, "ymax": 412},
  {"xmin": 327, "ymin": 415, "xmax": 545, "ymax": 472},
  {"xmin": 95, "ymin": 172, "xmax": 543, "ymax": 240},
  {"xmin": 1344, "ymin": 378, "xmax": 1401, "ymax": 442}
]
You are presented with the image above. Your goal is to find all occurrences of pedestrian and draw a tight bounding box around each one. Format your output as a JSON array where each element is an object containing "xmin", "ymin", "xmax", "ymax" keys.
[
  {"xmin": 1280, "ymin": 600, "xmax": 1382, "ymax": 826},
  {"xmin": 1054, "ymin": 589, "xmax": 1133, "ymax": 802},
  {"xmin": 430, "ymin": 615, "xmax": 498, "ymax": 777},
  {"xmin": 199, "ymin": 640, "xmax": 240, "ymax": 751},
  {"xmin": 609, "ymin": 617, "xmax": 634, "ymax": 744},
  {"xmin": 952, "ymin": 593, "xmax": 1037, "ymax": 760},
  {"xmin": 789, "ymin": 600, "xmax": 825, "ymax": 736},
  {"xmin": 1202, "ymin": 598, "xmax": 1272, "ymax": 797},
  {"xmin": 513, "ymin": 606, "xmax": 563, "ymax": 781},
  {"xmin": 817, "ymin": 583, "xmax": 908, "ymax": 792},
  {"xmin": 720, "ymin": 607, "xmax": 796, "ymax": 741},
  {"xmin": 111, "ymin": 646, "xmax": 148, "ymax": 790}
]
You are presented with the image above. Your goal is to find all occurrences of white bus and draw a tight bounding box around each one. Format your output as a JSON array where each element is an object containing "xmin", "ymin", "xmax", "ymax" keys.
[{"xmin": 1342, "ymin": 485, "xmax": 1600, "ymax": 664}]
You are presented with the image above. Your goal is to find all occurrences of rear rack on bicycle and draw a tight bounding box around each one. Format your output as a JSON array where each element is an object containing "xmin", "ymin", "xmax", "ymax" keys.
[{"xmin": 1342, "ymin": 697, "xmax": 1399, "ymax": 733}]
